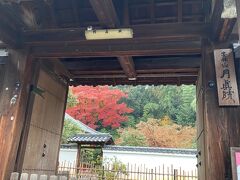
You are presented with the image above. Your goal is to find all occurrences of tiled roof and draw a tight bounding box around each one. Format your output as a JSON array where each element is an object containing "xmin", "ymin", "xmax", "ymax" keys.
[
  {"xmin": 68, "ymin": 133, "xmax": 114, "ymax": 145},
  {"xmin": 103, "ymin": 145, "xmax": 197, "ymax": 155},
  {"xmin": 65, "ymin": 113, "xmax": 99, "ymax": 134}
]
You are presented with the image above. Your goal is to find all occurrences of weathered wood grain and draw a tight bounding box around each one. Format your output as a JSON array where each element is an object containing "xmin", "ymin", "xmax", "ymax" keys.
[
  {"xmin": 211, "ymin": 0, "xmax": 236, "ymax": 42},
  {"xmin": 196, "ymin": 41, "xmax": 240, "ymax": 180},
  {"xmin": 22, "ymin": 67, "xmax": 68, "ymax": 175},
  {"xmin": 0, "ymin": 50, "xmax": 33, "ymax": 180}
]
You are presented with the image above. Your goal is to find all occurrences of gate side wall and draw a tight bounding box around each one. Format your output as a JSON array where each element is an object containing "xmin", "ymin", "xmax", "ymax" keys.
[
  {"xmin": 0, "ymin": 50, "xmax": 33, "ymax": 180},
  {"xmin": 197, "ymin": 42, "xmax": 240, "ymax": 180}
]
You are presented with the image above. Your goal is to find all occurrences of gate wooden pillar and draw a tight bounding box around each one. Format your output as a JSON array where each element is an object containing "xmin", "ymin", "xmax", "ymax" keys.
[
  {"xmin": 197, "ymin": 41, "xmax": 240, "ymax": 180},
  {"xmin": 0, "ymin": 49, "xmax": 33, "ymax": 180}
]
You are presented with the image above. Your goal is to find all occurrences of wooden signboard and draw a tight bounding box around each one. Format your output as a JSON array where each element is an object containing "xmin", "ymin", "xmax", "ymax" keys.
[
  {"xmin": 231, "ymin": 147, "xmax": 240, "ymax": 180},
  {"xmin": 214, "ymin": 49, "xmax": 240, "ymax": 106}
]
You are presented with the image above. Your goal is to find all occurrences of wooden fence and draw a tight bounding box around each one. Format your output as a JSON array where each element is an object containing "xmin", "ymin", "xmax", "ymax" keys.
[
  {"xmin": 10, "ymin": 162, "xmax": 197, "ymax": 180},
  {"xmin": 57, "ymin": 161, "xmax": 198, "ymax": 180}
]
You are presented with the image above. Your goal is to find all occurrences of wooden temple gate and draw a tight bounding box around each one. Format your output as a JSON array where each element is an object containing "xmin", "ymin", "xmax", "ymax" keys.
[{"xmin": 0, "ymin": 0, "xmax": 240, "ymax": 179}]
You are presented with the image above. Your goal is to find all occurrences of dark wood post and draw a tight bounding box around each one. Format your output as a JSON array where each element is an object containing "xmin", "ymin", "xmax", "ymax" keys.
[
  {"xmin": 76, "ymin": 144, "xmax": 81, "ymax": 174},
  {"xmin": 0, "ymin": 50, "xmax": 33, "ymax": 179},
  {"xmin": 196, "ymin": 41, "xmax": 240, "ymax": 180},
  {"xmin": 173, "ymin": 169, "xmax": 178, "ymax": 180}
]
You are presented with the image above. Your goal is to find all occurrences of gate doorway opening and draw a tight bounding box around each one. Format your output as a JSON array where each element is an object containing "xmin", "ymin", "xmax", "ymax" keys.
[
  {"xmin": 1, "ymin": 0, "xmax": 240, "ymax": 180},
  {"xmin": 60, "ymin": 84, "xmax": 198, "ymax": 179}
]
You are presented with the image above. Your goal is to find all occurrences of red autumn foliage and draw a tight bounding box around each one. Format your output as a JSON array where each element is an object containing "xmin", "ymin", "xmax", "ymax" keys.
[{"xmin": 66, "ymin": 86, "xmax": 133, "ymax": 129}]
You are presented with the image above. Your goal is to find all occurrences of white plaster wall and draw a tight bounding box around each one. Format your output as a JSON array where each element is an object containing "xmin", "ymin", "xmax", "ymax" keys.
[
  {"xmin": 59, "ymin": 148, "xmax": 77, "ymax": 163},
  {"xmin": 59, "ymin": 148, "xmax": 197, "ymax": 172},
  {"xmin": 103, "ymin": 150, "xmax": 197, "ymax": 172}
]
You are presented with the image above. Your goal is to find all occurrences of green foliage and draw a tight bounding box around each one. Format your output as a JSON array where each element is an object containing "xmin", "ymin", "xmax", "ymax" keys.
[
  {"xmin": 121, "ymin": 115, "xmax": 138, "ymax": 128},
  {"xmin": 80, "ymin": 149, "xmax": 102, "ymax": 165},
  {"xmin": 99, "ymin": 127, "xmax": 120, "ymax": 140},
  {"xmin": 117, "ymin": 86, "xmax": 154, "ymax": 120},
  {"xmin": 61, "ymin": 119, "xmax": 83, "ymax": 144},
  {"xmin": 175, "ymin": 85, "xmax": 196, "ymax": 126},
  {"xmin": 116, "ymin": 128, "xmax": 147, "ymax": 146},
  {"xmin": 66, "ymin": 85, "xmax": 197, "ymax": 148},
  {"xmin": 117, "ymin": 118, "xmax": 196, "ymax": 148},
  {"xmin": 67, "ymin": 90, "xmax": 78, "ymax": 108},
  {"xmin": 142, "ymin": 103, "xmax": 160, "ymax": 120},
  {"xmin": 117, "ymin": 85, "xmax": 196, "ymax": 127},
  {"xmin": 103, "ymin": 157, "xmax": 127, "ymax": 180}
]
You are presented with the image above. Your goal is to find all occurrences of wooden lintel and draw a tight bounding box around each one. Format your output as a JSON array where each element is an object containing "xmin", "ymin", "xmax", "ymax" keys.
[
  {"xmin": 71, "ymin": 76, "xmax": 197, "ymax": 86},
  {"xmin": 30, "ymin": 40, "xmax": 202, "ymax": 58},
  {"xmin": 73, "ymin": 73, "xmax": 198, "ymax": 79},
  {"xmin": 211, "ymin": 0, "xmax": 236, "ymax": 42},
  {"xmin": 71, "ymin": 68, "xmax": 199, "ymax": 75},
  {"xmin": 69, "ymin": 68, "xmax": 199, "ymax": 76},
  {"xmin": 118, "ymin": 56, "xmax": 136, "ymax": 79},
  {"xmin": 89, "ymin": 0, "xmax": 120, "ymax": 28},
  {"xmin": 23, "ymin": 23, "xmax": 208, "ymax": 46}
]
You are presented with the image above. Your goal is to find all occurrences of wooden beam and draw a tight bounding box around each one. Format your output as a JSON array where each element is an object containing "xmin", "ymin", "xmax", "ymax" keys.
[
  {"xmin": 30, "ymin": 40, "xmax": 202, "ymax": 58},
  {"xmin": 69, "ymin": 68, "xmax": 199, "ymax": 75},
  {"xmin": 150, "ymin": 0, "xmax": 155, "ymax": 23},
  {"xmin": 71, "ymin": 0, "xmax": 80, "ymax": 27},
  {"xmin": 118, "ymin": 56, "xmax": 136, "ymax": 79},
  {"xmin": 0, "ymin": 0, "xmax": 41, "ymax": 47},
  {"xmin": 23, "ymin": 23, "xmax": 208, "ymax": 46},
  {"xmin": 211, "ymin": 0, "xmax": 236, "ymax": 42},
  {"xmin": 89, "ymin": 0, "xmax": 120, "ymax": 28},
  {"xmin": 123, "ymin": 0, "xmax": 130, "ymax": 26},
  {"xmin": 53, "ymin": 60, "xmax": 73, "ymax": 79},
  {"xmin": 0, "ymin": 20, "xmax": 21, "ymax": 48},
  {"xmin": 178, "ymin": 0, "xmax": 183, "ymax": 22},
  {"xmin": 19, "ymin": 1, "xmax": 38, "ymax": 29},
  {"xmin": 42, "ymin": 59, "xmax": 73, "ymax": 79},
  {"xmin": 36, "ymin": 0, "xmax": 58, "ymax": 28},
  {"xmin": 73, "ymin": 72, "xmax": 197, "ymax": 79},
  {"xmin": 71, "ymin": 76, "xmax": 197, "ymax": 86},
  {"xmin": 0, "ymin": 5, "xmax": 22, "ymax": 48}
]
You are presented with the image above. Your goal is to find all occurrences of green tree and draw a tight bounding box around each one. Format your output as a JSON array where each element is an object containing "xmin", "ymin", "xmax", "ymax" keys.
[
  {"xmin": 142, "ymin": 102, "xmax": 160, "ymax": 120},
  {"xmin": 116, "ymin": 128, "xmax": 147, "ymax": 146},
  {"xmin": 117, "ymin": 85, "xmax": 196, "ymax": 127},
  {"xmin": 67, "ymin": 89, "xmax": 78, "ymax": 108},
  {"xmin": 104, "ymin": 157, "xmax": 127, "ymax": 180},
  {"xmin": 175, "ymin": 85, "xmax": 196, "ymax": 126},
  {"xmin": 61, "ymin": 119, "xmax": 83, "ymax": 144},
  {"xmin": 121, "ymin": 115, "xmax": 138, "ymax": 128},
  {"xmin": 117, "ymin": 86, "xmax": 155, "ymax": 120}
]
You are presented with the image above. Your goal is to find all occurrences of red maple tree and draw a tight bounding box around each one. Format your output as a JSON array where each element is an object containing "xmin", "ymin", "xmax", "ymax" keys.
[{"xmin": 66, "ymin": 86, "xmax": 133, "ymax": 129}]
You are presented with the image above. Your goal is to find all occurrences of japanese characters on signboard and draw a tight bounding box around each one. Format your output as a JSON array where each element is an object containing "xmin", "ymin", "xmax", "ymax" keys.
[{"xmin": 214, "ymin": 49, "xmax": 240, "ymax": 106}]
